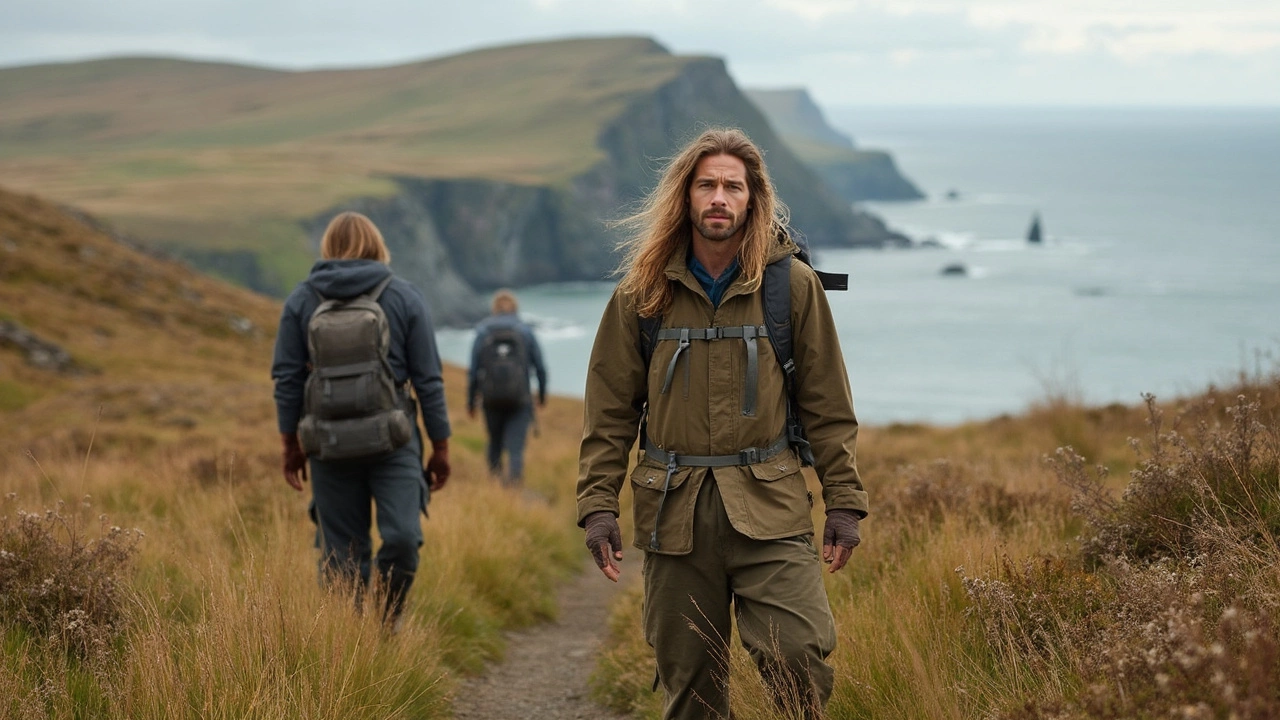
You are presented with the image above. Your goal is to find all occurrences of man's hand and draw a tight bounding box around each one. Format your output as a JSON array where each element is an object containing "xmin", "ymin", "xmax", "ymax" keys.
[
  {"xmin": 426, "ymin": 439, "xmax": 451, "ymax": 491},
  {"xmin": 584, "ymin": 511, "xmax": 623, "ymax": 582},
  {"xmin": 821, "ymin": 509, "xmax": 861, "ymax": 573},
  {"xmin": 281, "ymin": 433, "xmax": 307, "ymax": 491}
]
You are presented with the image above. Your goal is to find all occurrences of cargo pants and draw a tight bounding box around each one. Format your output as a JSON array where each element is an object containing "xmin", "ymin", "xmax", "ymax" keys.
[
  {"xmin": 310, "ymin": 432, "xmax": 426, "ymax": 619},
  {"xmin": 643, "ymin": 472, "xmax": 837, "ymax": 720}
]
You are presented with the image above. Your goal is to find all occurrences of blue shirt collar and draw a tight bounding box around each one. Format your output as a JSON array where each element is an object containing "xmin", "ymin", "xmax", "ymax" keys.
[{"xmin": 688, "ymin": 254, "xmax": 740, "ymax": 308}]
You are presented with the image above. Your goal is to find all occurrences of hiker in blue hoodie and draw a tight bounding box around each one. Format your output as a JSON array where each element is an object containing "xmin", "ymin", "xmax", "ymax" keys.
[
  {"xmin": 467, "ymin": 289, "xmax": 547, "ymax": 486},
  {"xmin": 271, "ymin": 211, "xmax": 451, "ymax": 627}
]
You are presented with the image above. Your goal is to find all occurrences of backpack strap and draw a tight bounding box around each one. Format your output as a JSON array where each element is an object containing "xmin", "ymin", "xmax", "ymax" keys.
[
  {"xmin": 364, "ymin": 275, "xmax": 395, "ymax": 302},
  {"xmin": 636, "ymin": 313, "xmax": 663, "ymax": 450},
  {"xmin": 635, "ymin": 247, "xmax": 844, "ymax": 468},
  {"xmin": 762, "ymin": 253, "xmax": 819, "ymax": 466},
  {"xmin": 815, "ymin": 270, "xmax": 848, "ymax": 291},
  {"xmin": 639, "ymin": 314, "xmax": 662, "ymax": 368},
  {"xmin": 654, "ymin": 325, "xmax": 767, "ymax": 415}
]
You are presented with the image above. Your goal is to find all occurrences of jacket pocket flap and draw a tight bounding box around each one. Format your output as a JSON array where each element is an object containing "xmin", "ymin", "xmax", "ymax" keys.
[
  {"xmin": 748, "ymin": 456, "xmax": 801, "ymax": 482},
  {"xmin": 630, "ymin": 462, "xmax": 692, "ymax": 492}
]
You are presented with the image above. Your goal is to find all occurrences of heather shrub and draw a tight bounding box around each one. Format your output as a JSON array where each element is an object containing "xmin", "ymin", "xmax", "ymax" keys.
[
  {"xmin": 884, "ymin": 459, "xmax": 1057, "ymax": 530},
  {"xmin": 965, "ymin": 387, "xmax": 1280, "ymax": 718},
  {"xmin": 1054, "ymin": 393, "xmax": 1280, "ymax": 566},
  {"xmin": 0, "ymin": 493, "xmax": 141, "ymax": 657}
]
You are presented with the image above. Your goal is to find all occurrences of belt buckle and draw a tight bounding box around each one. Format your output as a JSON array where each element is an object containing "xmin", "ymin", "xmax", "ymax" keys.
[{"xmin": 739, "ymin": 447, "xmax": 759, "ymax": 464}]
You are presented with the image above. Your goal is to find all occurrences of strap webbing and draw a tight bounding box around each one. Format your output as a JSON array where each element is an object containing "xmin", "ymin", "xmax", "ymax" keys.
[
  {"xmin": 316, "ymin": 360, "xmax": 382, "ymax": 378},
  {"xmin": 654, "ymin": 325, "xmax": 768, "ymax": 416},
  {"xmin": 365, "ymin": 275, "xmax": 395, "ymax": 301},
  {"xmin": 643, "ymin": 432, "xmax": 791, "ymax": 551},
  {"xmin": 643, "ymin": 433, "xmax": 789, "ymax": 468}
]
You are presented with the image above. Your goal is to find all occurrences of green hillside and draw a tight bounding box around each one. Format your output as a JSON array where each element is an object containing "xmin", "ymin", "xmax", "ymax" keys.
[
  {"xmin": 0, "ymin": 37, "xmax": 692, "ymax": 215},
  {"xmin": 0, "ymin": 38, "xmax": 691, "ymax": 283},
  {"xmin": 1, "ymin": 37, "xmax": 905, "ymax": 315}
]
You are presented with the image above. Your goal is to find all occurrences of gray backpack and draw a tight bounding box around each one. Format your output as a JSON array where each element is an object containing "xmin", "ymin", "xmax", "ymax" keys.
[{"xmin": 297, "ymin": 276, "xmax": 414, "ymax": 461}]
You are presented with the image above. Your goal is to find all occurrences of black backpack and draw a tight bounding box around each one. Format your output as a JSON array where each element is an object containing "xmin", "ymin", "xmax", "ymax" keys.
[
  {"xmin": 477, "ymin": 325, "xmax": 531, "ymax": 411},
  {"xmin": 297, "ymin": 276, "xmax": 414, "ymax": 461},
  {"xmin": 638, "ymin": 241, "xmax": 847, "ymax": 466}
]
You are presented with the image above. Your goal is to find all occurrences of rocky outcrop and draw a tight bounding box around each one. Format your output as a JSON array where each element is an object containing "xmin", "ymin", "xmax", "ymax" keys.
[
  {"xmin": 0, "ymin": 319, "xmax": 87, "ymax": 374},
  {"xmin": 745, "ymin": 88, "xmax": 856, "ymax": 150},
  {"xmin": 811, "ymin": 149, "xmax": 925, "ymax": 203},
  {"xmin": 746, "ymin": 88, "xmax": 924, "ymax": 202}
]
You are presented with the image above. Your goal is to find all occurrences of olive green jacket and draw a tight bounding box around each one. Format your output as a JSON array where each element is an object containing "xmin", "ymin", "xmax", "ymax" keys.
[{"xmin": 576, "ymin": 236, "xmax": 869, "ymax": 555}]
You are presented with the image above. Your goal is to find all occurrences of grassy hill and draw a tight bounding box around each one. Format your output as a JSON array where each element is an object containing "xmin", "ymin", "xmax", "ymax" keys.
[
  {"xmin": 0, "ymin": 37, "xmax": 903, "ymax": 313},
  {"xmin": 0, "ymin": 38, "xmax": 689, "ymax": 292}
]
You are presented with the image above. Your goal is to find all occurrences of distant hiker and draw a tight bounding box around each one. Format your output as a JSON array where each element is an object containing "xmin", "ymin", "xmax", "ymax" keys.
[
  {"xmin": 467, "ymin": 289, "xmax": 547, "ymax": 486},
  {"xmin": 577, "ymin": 128, "xmax": 869, "ymax": 719},
  {"xmin": 271, "ymin": 211, "xmax": 451, "ymax": 628}
]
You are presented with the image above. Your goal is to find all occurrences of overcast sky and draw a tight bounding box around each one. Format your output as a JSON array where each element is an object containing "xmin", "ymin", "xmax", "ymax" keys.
[{"xmin": 4, "ymin": 0, "xmax": 1278, "ymax": 106}]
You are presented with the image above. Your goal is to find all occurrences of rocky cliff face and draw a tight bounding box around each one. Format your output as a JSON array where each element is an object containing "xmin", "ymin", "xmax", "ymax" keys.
[
  {"xmin": 316, "ymin": 53, "xmax": 908, "ymax": 326},
  {"xmin": 745, "ymin": 88, "xmax": 856, "ymax": 149},
  {"xmin": 746, "ymin": 88, "xmax": 925, "ymax": 202}
]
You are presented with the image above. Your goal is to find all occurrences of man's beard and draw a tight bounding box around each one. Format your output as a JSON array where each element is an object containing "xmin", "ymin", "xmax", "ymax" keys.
[{"xmin": 692, "ymin": 208, "xmax": 745, "ymax": 242}]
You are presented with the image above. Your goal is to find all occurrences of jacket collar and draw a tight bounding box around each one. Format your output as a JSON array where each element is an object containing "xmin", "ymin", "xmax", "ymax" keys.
[
  {"xmin": 664, "ymin": 231, "xmax": 797, "ymax": 278},
  {"xmin": 662, "ymin": 231, "xmax": 799, "ymax": 305}
]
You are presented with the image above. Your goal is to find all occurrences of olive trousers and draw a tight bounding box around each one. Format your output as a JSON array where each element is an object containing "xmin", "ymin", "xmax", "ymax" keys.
[{"xmin": 643, "ymin": 473, "xmax": 837, "ymax": 720}]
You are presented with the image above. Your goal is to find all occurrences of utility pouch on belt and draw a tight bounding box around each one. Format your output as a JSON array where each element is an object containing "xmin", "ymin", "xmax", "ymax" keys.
[{"xmin": 641, "ymin": 434, "xmax": 789, "ymax": 551}]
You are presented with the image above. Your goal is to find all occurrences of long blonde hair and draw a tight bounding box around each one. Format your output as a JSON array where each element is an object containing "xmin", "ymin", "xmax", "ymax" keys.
[
  {"xmin": 614, "ymin": 127, "xmax": 789, "ymax": 318},
  {"xmin": 320, "ymin": 211, "xmax": 391, "ymax": 263}
]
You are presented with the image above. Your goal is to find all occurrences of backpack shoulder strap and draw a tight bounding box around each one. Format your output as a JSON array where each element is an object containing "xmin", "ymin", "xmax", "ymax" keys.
[
  {"xmin": 761, "ymin": 254, "xmax": 794, "ymax": 377},
  {"xmin": 763, "ymin": 252, "xmax": 824, "ymax": 467},
  {"xmin": 791, "ymin": 234, "xmax": 849, "ymax": 292},
  {"xmin": 638, "ymin": 313, "xmax": 662, "ymax": 370},
  {"xmin": 815, "ymin": 269, "xmax": 849, "ymax": 291},
  {"xmin": 363, "ymin": 275, "xmax": 395, "ymax": 303}
]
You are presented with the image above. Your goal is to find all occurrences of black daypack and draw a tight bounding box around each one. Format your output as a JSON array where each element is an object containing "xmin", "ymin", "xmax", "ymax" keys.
[
  {"xmin": 297, "ymin": 276, "xmax": 414, "ymax": 461},
  {"xmin": 477, "ymin": 325, "xmax": 531, "ymax": 411},
  {"xmin": 638, "ymin": 241, "xmax": 847, "ymax": 466}
]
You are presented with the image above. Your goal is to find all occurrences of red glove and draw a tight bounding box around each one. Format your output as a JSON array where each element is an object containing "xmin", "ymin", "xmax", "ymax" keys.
[
  {"xmin": 281, "ymin": 433, "xmax": 307, "ymax": 491},
  {"xmin": 426, "ymin": 439, "xmax": 450, "ymax": 491}
]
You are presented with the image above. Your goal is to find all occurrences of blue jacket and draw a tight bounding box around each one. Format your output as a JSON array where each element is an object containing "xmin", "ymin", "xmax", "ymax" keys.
[
  {"xmin": 271, "ymin": 259, "xmax": 451, "ymax": 442},
  {"xmin": 467, "ymin": 312, "xmax": 548, "ymax": 412}
]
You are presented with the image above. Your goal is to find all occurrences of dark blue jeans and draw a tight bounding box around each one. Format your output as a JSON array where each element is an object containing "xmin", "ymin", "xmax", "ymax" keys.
[
  {"xmin": 482, "ymin": 402, "xmax": 533, "ymax": 485},
  {"xmin": 309, "ymin": 434, "xmax": 425, "ymax": 618}
]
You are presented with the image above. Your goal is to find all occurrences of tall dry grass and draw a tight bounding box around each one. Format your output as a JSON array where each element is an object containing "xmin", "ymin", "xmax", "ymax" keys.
[
  {"xmin": 0, "ymin": 374, "xmax": 587, "ymax": 719},
  {"xmin": 591, "ymin": 367, "xmax": 1280, "ymax": 719}
]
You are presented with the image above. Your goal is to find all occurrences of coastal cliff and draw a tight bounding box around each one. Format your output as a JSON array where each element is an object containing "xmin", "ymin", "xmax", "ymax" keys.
[
  {"xmin": 309, "ymin": 47, "xmax": 909, "ymax": 324},
  {"xmin": 0, "ymin": 37, "xmax": 910, "ymax": 326},
  {"xmin": 746, "ymin": 88, "xmax": 925, "ymax": 202}
]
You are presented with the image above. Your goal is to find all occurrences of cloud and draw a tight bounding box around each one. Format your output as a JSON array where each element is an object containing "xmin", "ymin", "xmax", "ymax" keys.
[{"xmin": 1, "ymin": 0, "xmax": 1277, "ymax": 103}]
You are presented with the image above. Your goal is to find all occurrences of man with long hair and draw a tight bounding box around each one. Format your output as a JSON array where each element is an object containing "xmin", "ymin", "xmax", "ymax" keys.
[
  {"xmin": 577, "ymin": 128, "xmax": 868, "ymax": 718},
  {"xmin": 272, "ymin": 211, "xmax": 451, "ymax": 628}
]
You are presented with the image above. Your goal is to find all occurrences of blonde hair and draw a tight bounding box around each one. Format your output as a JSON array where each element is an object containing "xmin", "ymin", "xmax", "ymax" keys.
[
  {"xmin": 491, "ymin": 289, "xmax": 518, "ymax": 314},
  {"xmin": 320, "ymin": 212, "xmax": 391, "ymax": 263},
  {"xmin": 614, "ymin": 127, "xmax": 789, "ymax": 318}
]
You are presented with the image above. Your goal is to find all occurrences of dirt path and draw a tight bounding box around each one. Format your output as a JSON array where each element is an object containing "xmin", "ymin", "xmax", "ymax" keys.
[{"xmin": 451, "ymin": 563, "xmax": 638, "ymax": 720}]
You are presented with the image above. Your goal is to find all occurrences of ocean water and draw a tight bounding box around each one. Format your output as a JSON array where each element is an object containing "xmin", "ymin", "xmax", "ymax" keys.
[{"xmin": 437, "ymin": 107, "xmax": 1280, "ymax": 425}]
